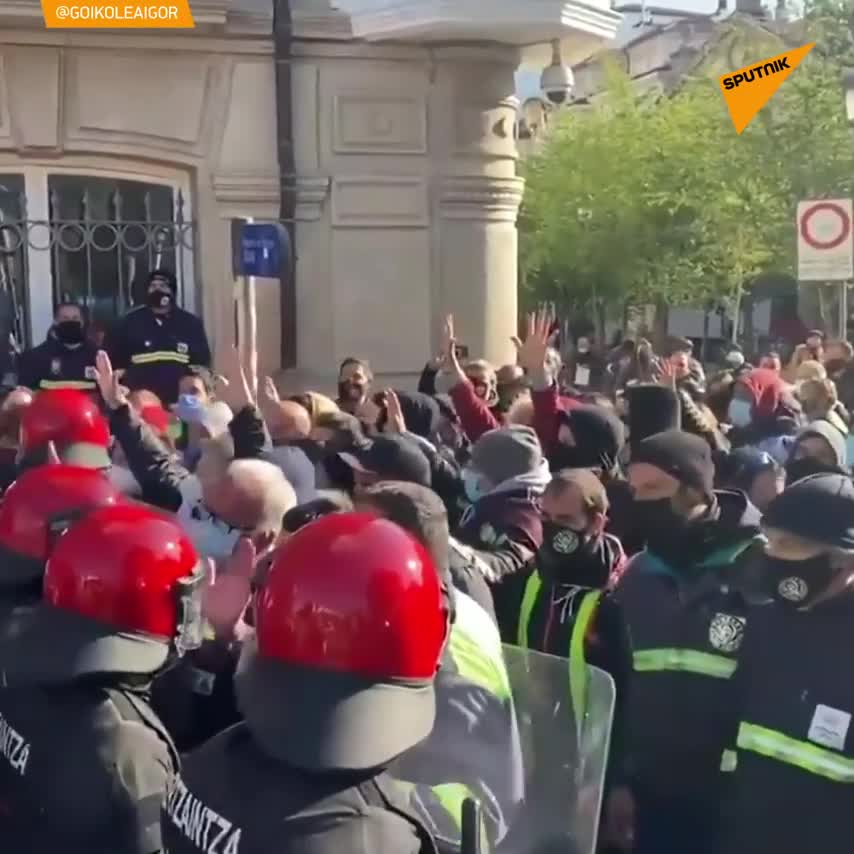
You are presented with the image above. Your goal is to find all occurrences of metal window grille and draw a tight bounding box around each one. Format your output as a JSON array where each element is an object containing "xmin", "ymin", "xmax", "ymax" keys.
[{"xmin": 0, "ymin": 176, "xmax": 195, "ymax": 349}]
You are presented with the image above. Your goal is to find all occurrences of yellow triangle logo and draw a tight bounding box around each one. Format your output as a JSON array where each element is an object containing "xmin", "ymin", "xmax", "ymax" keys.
[{"xmin": 719, "ymin": 42, "xmax": 815, "ymax": 134}]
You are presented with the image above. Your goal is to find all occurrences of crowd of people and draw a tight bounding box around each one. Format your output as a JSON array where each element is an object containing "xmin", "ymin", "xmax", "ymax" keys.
[{"xmin": 0, "ymin": 287, "xmax": 851, "ymax": 854}]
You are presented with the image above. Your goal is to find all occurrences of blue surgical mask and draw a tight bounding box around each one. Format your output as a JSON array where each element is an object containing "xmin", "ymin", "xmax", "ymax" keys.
[
  {"xmin": 175, "ymin": 394, "xmax": 204, "ymax": 424},
  {"xmin": 728, "ymin": 398, "xmax": 752, "ymax": 428},
  {"xmin": 462, "ymin": 469, "xmax": 485, "ymax": 504}
]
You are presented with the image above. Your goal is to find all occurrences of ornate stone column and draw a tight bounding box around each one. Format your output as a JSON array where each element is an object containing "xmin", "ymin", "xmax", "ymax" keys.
[{"xmin": 432, "ymin": 46, "xmax": 525, "ymax": 368}]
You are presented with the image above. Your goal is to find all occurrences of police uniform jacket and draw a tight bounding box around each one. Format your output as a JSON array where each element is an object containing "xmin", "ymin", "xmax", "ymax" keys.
[
  {"xmin": 0, "ymin": 681, "xmax": 177, "ymax": 854},
  {"xmin": 106, "ymin": 306, "xmax": 210, "ymax": 405},
  {"xmin": 717, "ymin": 590, "xmax": 854, "ymax": 854},
  {"xmin": 17, "ymin": 335, "xmax": 99, "ymax": 393},
  {"xmin": 161, "ymin": 722, "xmax": 438, "ymax": 854},
  {"xmin": 612, "ymin": 491, "xmax": 763, "ymax": 809}
]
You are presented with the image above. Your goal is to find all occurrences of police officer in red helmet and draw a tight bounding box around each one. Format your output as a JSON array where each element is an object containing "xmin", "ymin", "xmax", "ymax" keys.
[
  {"xmin": 0, "ymin": 504, "xmax": 205, "ymax": 853},
  {"xmin": 0, "ymin": 464, "xmax": 122, "ymax": 627},
  {"xmin": 161, "ymin": 512, "xmax": 449, "ymax": 854},
  {"xmin": 18, "ymin": 388, "xmax": 112, "ymax": 471}
]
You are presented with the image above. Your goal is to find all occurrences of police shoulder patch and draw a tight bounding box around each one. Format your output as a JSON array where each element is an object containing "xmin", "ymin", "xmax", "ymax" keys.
[
  {"xmin": 50, "ymin": 358, "xmax": 61, "ymax": 376},
  {"xmin": 709, "ymin": 612, "xmax": 746, "ymax": 653}
]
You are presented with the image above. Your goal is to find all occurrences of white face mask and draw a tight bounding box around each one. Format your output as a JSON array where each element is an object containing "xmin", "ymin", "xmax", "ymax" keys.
[
  {"xmin": 108, "ymin": 465, "xmax": 142, "ymax": 497},
  {"xmin": 728, "ymin": 398, "xmax": 753, "ymax": 428},
  {"xmin": 178, "ymin": 499, "xmax": 243, "ymax": 561}
]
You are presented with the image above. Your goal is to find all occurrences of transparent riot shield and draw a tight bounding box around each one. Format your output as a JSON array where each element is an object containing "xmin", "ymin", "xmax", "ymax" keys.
[
  {"xmin": 396, "ymin": 643, "xmax": 615, "ymax": 854},
  {"xmin": 501, "ymin": 646, "xmax": 615, "ymax": 854}
]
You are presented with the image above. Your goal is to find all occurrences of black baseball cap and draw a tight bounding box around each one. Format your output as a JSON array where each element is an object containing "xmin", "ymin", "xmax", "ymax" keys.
[{"xmin": 340, "ymin": 435, "xmax": 431, "ymax": 488}]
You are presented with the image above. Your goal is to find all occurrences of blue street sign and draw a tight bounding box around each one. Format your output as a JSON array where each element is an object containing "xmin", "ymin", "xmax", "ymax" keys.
[{"xmin": 235, "ymin": 222, "xmax": 289, "ymax": 278}]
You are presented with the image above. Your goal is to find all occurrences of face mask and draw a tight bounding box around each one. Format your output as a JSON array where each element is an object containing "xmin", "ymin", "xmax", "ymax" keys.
[
  {"xmin": 633, "ymin": 496, "xmax": 702, "ymax": 565},
  {"xmin": 760, "ymin": 554, "xmax": 837, "ymax": 607},
  {"xmin": 785, "ymin": 456, "xmax": 842, "ymax": 486},
  {"xmin": 728, "ymin": 398, "xmax": 752, "ymax": 428},
  {"xmin": 537, "ymin": 521, "xmax": 607, "ymax": 587},
  {"xmin": 549, "ymin": 443, "xmax": 603, "ymax": 473},
  {"xmin": 175, "ymin": 394, "xmax": 205, "ymax": 424},
  {"xmin": 54, "ymin": 320, "xmax": 85, "ymax": 346},
  {"xmin": 147, "ymin": 288, "xmax": 173, "ymax": 310},
  {"xmin": 184, "ymin": 510, "xmax": 242, "ymax": 561},
  {"xmin": 462, "ymin": 469, "xmax": 486, "ymax": 504}
]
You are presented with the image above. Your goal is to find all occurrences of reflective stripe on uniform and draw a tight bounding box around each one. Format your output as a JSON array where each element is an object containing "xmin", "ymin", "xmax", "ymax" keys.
[
  {"xmin": 131, "ymin": 351, "xmax": 190, "ymax": 365},
  {"xmin": 737, "ymin": 722, "xmax": 854, "ymax": 783},
  {"xmin": 39, "ymin": 379, "xmax": 96, "ymax": 390},
  {"xmin": 517, "ymin": 569, "xmax": 601, "ymax": 724},
  {"xmin": 720, "ymin": 749, "xmax": 738, "ymax": 772},
  {"xmin": 450, "ymin": 591, "xmax": 511, "ymax": 700},
  {"xmin": 633, "ymin": 648, "xmax": 737, "ymax": 679}
]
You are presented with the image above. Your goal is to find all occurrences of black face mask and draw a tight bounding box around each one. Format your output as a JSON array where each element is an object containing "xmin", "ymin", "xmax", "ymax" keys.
[
  {"xmin": 760, "ymin": 554, "xmax": 837, "ymax": 607},
  {"xmin": 549, "ymin": 444, "xmax": 603, "ymax": 473},
  {"xmin": 146, "ymin": 289, "xmax": 173, "ymax": 310},
  {"xmin": 633, "ymin": 496, "xmax": 714, "ymax": 567},
  {"xmin": 785, "ymin": 457, "xmax": 843, "ymax": 486},
  {"xmin": 537, "ymin": 520, "xmax": 608, "ymax": 588},
  {"xmin": 54, "ymin": 320, "xmax": 85, "ymax": 346}
]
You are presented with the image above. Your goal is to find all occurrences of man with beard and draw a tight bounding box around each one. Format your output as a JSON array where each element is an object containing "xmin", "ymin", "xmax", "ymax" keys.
[
  {"xmin": 612, "ymin": 430, "xmax": 764, "ymax": 854},
  {"xmin": 716, "ymin": 473, "xmax": 854, "ymax": 854},
  {"xmin": 336, "ymin": 357, "xmax": 373, "ymax": 415},
  {"xmin": 106, "ymin": 269, "xmax": 210, "ymax": 405},
  {"xmin": 513, "ymin": 469, "xmax": 633, "ymax": 852},
  {"xmin": 17, "ymin": 302, "xmax": 98, "ymax": 394}
]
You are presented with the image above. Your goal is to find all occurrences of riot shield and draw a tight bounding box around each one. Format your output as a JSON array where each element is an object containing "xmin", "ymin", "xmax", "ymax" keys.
[
  {"xmin": 396, "ymin": 643, "xmax": 615, "ymax": 854},
  {"xmin": 501, "ymin": 646, "xmax": 615, "ymax": 854}
]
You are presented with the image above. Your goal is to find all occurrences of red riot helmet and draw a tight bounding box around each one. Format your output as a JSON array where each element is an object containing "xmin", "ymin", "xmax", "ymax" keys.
[
  {"xmin": 20, "ymin": 389, "xmax": 111, "ymax": 469},
  {"xmin": 0, "ymin": 464, "xmax": 124, "ymax": 586},
  {"xmin": 6, "ymin": 504, "xmax": 204, "ymax": 683},
  {"xmin": 235, "ymin": 511, "xmax": 449, "ymax": 772}
]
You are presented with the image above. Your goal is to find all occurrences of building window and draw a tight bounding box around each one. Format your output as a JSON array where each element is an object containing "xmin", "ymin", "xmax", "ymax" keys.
[{"xmin": 0, "ymin": 169, "xmax": 194, "ymax": 348}]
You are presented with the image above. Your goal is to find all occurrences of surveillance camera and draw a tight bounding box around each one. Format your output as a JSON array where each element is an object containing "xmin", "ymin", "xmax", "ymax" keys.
[
  {"xmin": 540, "ymin": 39, "xmax": 574, "ymax": 106},
  {"xmin": 541, "ymin": 62, "xmax": 575, "ymax": 105}
]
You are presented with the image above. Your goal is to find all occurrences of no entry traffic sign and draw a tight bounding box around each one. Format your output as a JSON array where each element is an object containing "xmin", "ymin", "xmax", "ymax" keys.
[{"xmin": 798, "ymin": 199, "xmax": 854, "ymax": 281}]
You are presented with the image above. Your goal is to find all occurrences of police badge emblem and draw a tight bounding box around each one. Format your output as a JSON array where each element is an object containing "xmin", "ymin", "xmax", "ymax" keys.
[
  {"xmin": 177, "ymin": 342, "xmax": 189, "ymax": 355},
  {"xmin": 552, "ymin": 529, "xmax": 579, "ymax": 554},
  {"xmin": 709, "ymin": 612, "xmax": 746, "ymax": 653},
  {"xmin": 50, "ymin": 358, "xmax": 61, "ymax": 376},
  {"xmin": 778, "ymin": 576, "xmax": 808, "ymax": 602}
]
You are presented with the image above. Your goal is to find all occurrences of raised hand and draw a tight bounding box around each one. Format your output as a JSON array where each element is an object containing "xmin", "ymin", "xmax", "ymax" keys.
[
  {"xmin": 93, "ymin": 350, "xmax": 128, "ymax": 411},
  {"xmin": 383, "ymin": 389, "xmax": 407, "ymax": 433}
]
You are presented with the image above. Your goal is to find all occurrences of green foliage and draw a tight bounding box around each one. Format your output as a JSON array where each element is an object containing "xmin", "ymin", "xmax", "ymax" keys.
[{"xmin": 519, "ymin": 9, "xmax": 854, "ymax": 317}]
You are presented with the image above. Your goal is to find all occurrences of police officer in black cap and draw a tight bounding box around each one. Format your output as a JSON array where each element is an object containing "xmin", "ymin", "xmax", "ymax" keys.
[
  {"xmin": 717, "ymin": 473, "xmax": 854, "ymax": 854},
  {"xmin": 0, "ymin": 504, "xmax": 204, "ymax": 853},
  {"xmin": 106, "ymin": 269, "xmax": 210, "ymax": 406},
  {"xmin": 161, "ymin": 513, "xmax": 447, "ymax": 854},
  {"xmin": 17, "ymin": 302, "xmax": 99, "ymax": 393}
]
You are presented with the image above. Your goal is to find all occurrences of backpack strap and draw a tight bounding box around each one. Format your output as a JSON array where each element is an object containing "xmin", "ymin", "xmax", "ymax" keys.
[{"xmin": 361, "ymin": 773, "xmax": 441, "ymax": 854}]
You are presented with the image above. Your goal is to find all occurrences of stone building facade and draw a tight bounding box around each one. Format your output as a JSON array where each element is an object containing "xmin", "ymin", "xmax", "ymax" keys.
[{"xmin": 0, "ymin": 0, "xmax": 620, "ymax": 390}]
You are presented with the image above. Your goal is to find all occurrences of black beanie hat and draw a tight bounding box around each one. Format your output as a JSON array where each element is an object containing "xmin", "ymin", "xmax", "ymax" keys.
[
  {"xmin": 763, "ymin": 473, "xmax": 854, "ymax": 551},
  {"xmin": 147, "ymin": 268, "xmax": 177, "ymax": 295},
  {"xmin": 631, "ymin": 429, "xmax": 714, "ymax": 497},
  {"xmin": 626, "ymin": 384, "xmax": 681, "ymax": 449}
]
